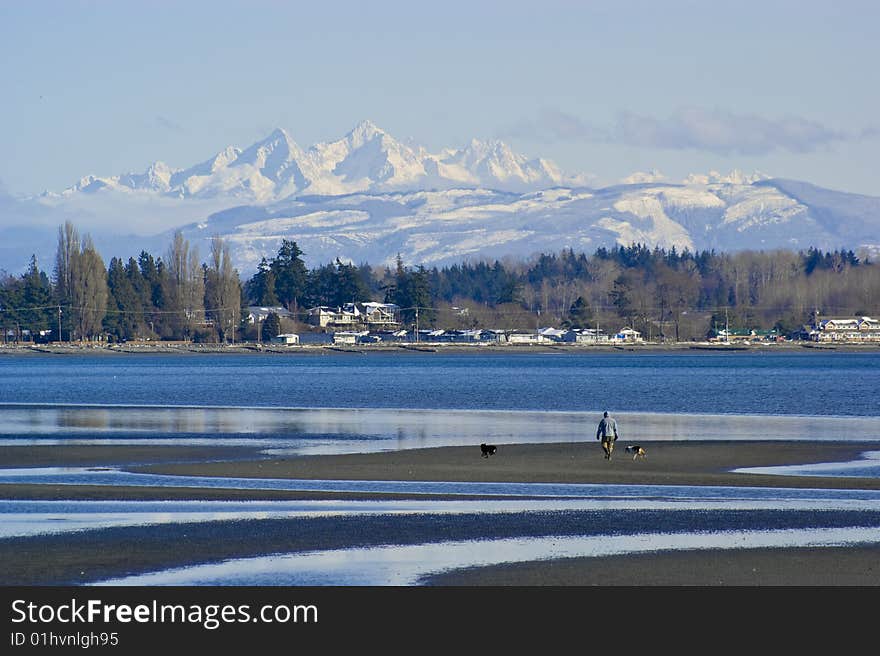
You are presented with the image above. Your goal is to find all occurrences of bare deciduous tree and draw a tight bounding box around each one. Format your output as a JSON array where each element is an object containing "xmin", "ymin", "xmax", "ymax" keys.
[{"xmin": 205, "ymin": 237, "xmax": 241, "ymax": 343}]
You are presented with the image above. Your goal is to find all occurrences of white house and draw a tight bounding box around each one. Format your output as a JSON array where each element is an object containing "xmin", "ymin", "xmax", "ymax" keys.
[
  {"xmin": 562, "ymin": 328, "xmax": 609, "ymax": 343},
  {"xmin": 271, "ymin": 333, "xmax": 300, "ymax": 345},
  {"xmin": 611, "ymin": 328, "xmax": 643, "ymax": 343},
  {"xmin": 813, "ymin": 317, "xmax": 880, "ymax": 342},
  {"xmin": 361, "ymin": 302, "xmax": 400, "ymax": 328},
  {"xmin": 332, "ymin": 331, "xmax": 368, "ymax": 345},
  {"xmin": 538, "ymin": 327, "xmax": 568, "ymax": 341},
  {"xmin": 247, "ymin": 306, "xmax": 293, "ymax": 324},
  {"xmin": 307, "ymin": 302, "xmax": 400, "ymax": 330},
  {"xmin": 308, "ymin": 305, "xmax": 360, "ymax": 328},
  {"xmin": 508, "ymin": 332, "xmax": 554, "ymax": 344}
]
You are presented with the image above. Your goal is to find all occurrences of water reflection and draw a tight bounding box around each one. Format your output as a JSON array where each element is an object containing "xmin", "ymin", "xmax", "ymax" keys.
[
  {"xmin": 734, "ymin": 451, "xmax": 880, "ymax": 478},
  {"xmin": 97, "ymin": 526, "xmax": 880, "ymax": 586},
  {"xmin": 3, "ymin": 404, "xmax": 880, "ymax": 455},
  {"xmin": 4, "ymin": 466, "xmax": 880, "ymax": 500}
]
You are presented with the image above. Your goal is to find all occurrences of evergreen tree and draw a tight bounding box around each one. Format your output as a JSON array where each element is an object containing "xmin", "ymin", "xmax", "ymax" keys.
[
  {"xmin": 138, "ymin": 251, "xmax": 166, "ymax": 336},
  {"xmin": 261, "ymin": 311, "xmax": 281, "ymax": 341},
  {"xmin": 390, "ymin": 257, "xmax": 434, "ymax": 327},
  {"xmin": 332, "ymin": 258, "xmax": 370, "ymax": 307},
  {"xmin": 105, "ymin": 257, "xmax": 144, "ymax": 341},
  {"xmin": 245, "ymin": 257, "xmax": 279, "ymax": 306},
  {"xmin": 0, "ymin": 270, "xmax": 22, "ymax": 341},
  {"xmin": 609, "ymin": 272, "xmax": 636, "ymax": 327},
  {"xmin": 303, "ymin": 263, "xmax": 337, "ymax": 308},
  {"xmin": 563, "ymin": 296, "xmax": 594, "ymax": 329},
  {"xmin": 19, "ymin": 255, "xmax": 53, "ymax": 337},
  {"xmin": 270, "ymin": 240, "xmax": 308, "ymax": 314}
]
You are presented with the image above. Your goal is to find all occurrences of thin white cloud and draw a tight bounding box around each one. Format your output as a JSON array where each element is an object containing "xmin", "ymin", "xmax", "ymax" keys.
[
  {"xmin": 613, "ymin": 107, "xmax": 860, "ymax": 155},
  {"xmin": 155, "ymin": 115, "xmax": 185, "ymax": 132},
  {"xmin": 499, "ymin": 108, "xmax": 598, "ymax": 142},
  {"xmin": 505, "ymin": 107, "xmax": 874, "ymax": 156}
]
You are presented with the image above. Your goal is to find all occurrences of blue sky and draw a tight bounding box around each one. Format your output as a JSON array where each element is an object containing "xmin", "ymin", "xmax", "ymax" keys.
[{"xmin": 2, "ymin": 0, "xmax": 878, "ymax": 197}]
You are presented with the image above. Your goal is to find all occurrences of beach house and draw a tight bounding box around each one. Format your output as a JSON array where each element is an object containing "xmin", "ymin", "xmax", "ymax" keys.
[
  {"xmin": 611, "ymin": 328, "xmax": 643, "ymax": 343},
  {"xmin": 270, "ymin": 333, "xmax": 300, "ymax": 345},
  {"xmin": 812, "ymin": 317, "xmax": 880, "ymax": 342}
]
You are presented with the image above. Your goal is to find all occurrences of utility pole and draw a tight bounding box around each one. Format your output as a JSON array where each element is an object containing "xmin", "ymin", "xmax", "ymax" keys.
[
  {"xmin": 725, "ymin": 307, "xmax": 730, "ymax": 344},
  {"xmin": 57, "ymin": 306, "xmax": 62, "ymax": 343}
]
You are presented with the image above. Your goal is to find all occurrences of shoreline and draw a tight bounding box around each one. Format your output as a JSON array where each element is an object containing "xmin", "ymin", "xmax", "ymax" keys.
[
  {"xmin": 1, "ymin": 341, "xmax": 879, "ymax": 356},
  {"xmin": 2, "ymin": 440, "xmax": 880, "ymax": 586}
]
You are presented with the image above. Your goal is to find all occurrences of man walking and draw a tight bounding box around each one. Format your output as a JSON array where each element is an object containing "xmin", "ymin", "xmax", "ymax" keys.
[{"xmin": 596, "ymin": 411, "xmax": 619, "ymax": 460}]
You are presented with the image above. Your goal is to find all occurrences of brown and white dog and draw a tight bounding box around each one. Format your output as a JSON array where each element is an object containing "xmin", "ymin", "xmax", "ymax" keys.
[{"xmin": 625, "ymin": 445, "xmax": 647, "ymax": 460}]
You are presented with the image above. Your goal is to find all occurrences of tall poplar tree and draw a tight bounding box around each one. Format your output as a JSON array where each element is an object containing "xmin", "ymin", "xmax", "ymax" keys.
[
  {"xmin": 53, "ymin": 221, "xmax": 79, "ymax": 340},
  {"xmin": 72, "ymin": 235, "xmax": 108, "ymax": 340},
  {"xmin": 205, "ymin": 237, "xmax": 241, "ymax": 342},
  {"xmin": 165, "ymin": 231, "xmax": 204, "ymax": 340}
]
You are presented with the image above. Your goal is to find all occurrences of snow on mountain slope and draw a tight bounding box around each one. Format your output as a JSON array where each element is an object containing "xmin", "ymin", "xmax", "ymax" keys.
[
  {"xmin": 3, "ymin": 122, "xmax": 878, "ymax": 277},
  {"xmin": 760, "ymin": 178, "xmax": 880, "ymax": 239},
  {"xmin": 169, "ymin": 178, "xmax": 880, "ymax": 276}
]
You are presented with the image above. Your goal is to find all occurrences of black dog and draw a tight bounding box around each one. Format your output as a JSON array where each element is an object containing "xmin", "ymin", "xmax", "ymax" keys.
[
  {"xmin": 480, "ymin": 443, "xmax": 497, "ymax": 458},
  {"xmin": 625, "ymin": 445, "xmax": 647, "ymax": 460}
]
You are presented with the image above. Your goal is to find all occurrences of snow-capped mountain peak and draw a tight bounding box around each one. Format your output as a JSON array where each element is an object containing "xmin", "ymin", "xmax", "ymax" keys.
[
  {"xmin": 344, "ymin": 119, "xmax": 387, "ymax": 148},
  {"xmin": 56, "ymin": 121, "xmax": 582, "ymax": 202},
  {"xmin": 234, "ymin": 128, "xmax": 299, "ymax": 169}
]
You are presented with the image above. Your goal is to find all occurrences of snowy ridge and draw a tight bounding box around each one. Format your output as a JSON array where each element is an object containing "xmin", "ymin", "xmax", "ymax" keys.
[
  {"xmin": 174, "ymin": 179, "xmax": 880, "ymax": 275},
  {"xmin": 54, "ymin": 120, "xmax": 584, "ymax": 202}
]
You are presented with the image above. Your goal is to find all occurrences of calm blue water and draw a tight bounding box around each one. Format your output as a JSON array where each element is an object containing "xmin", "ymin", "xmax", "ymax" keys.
[{"xmin": 1, "ymin": 351, "xmax": 878, "ymax": 416}]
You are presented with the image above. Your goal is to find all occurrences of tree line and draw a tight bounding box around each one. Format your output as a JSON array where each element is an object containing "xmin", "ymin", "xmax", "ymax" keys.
[
  {"xmin": 1, "ymin": 221, "xmax": 877, "ymax": 343},
  {"xmin": 1, "ymin": 222, "xmax": 242, "ymax": 343}
]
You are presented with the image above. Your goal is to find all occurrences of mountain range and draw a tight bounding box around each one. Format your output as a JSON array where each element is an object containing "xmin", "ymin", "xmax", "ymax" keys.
[
  {"xmin": 57, "ymin": 120, "xmax": 585, "ymax": 201},
  {"xmin": 2, "ymin": 121, "xmax": 878, "ymax": 277}
]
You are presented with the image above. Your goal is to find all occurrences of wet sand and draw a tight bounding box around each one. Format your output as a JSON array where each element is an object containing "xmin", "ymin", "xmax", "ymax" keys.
[
  {"xmin": 2, "ymin": 440, "xmax": 880, "ymax": 585},
  {"xmin": 133, "ymin": 439, "xmax": 880, "ymax": 491}
]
